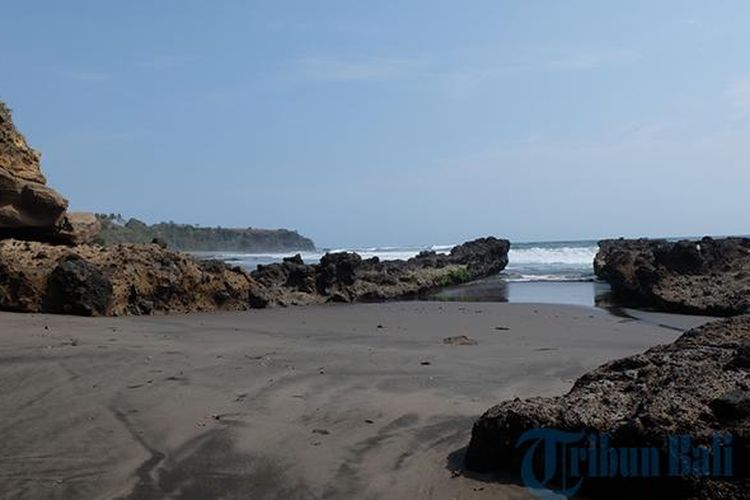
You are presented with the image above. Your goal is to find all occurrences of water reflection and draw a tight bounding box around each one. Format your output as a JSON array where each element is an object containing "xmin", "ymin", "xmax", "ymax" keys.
[{"xmin": 427, "ymin": 277, "xmax": 614, "ymax": 309}]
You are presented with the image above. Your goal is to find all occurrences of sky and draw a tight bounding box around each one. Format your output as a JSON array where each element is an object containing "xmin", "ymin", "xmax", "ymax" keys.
[{"xmin": 2, "ymin": 1, "xmax": 750, "ymax": 247}]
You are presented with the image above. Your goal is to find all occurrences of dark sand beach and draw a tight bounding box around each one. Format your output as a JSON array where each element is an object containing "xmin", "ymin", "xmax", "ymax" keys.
[{"xmin": 0, "ymin": 302, "xmax": 714, "ymax": 499}]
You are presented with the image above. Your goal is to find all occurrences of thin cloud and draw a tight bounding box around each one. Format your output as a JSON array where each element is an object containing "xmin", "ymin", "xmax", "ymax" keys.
[
  {"xmin": 136, "ymin": 55, "xmax": 196, "ymax": 70},
  {"xmin": 295, "ymin": 56, "xmax": 427, "ymax": 81},
  {"xmin": 539, "ymin": 48, "xmax": 639, "ymax": 71},
  {"xmin": 57, "ymin": 68, "xmax": 111, "ymax": 82},
  {"xmin": 293, "ymin": 47, "xmax": 638, "ymax": 84},
  {"xmin": 727, "ymin": 79, "xmax": 750, "ymax": 114}
]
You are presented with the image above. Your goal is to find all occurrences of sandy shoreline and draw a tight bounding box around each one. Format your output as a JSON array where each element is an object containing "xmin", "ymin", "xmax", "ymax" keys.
[{"xmin": 0, "ymin": 302, "xmax": 714, "ymax": 499}]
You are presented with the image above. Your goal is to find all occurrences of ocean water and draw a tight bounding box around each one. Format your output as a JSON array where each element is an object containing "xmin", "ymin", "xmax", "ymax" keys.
[
  {"xmin": 195, "ymin": 240, "xmax": 607, "ymax": 307},
  {"xmin": 194, "ymin": 240, "xmax": 599, "ymax": 283}
]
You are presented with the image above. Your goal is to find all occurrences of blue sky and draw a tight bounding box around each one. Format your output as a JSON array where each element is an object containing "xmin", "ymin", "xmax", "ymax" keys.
[{"xmin": 2, "ymin": 1, "xmax": 749, "ymax": 247}]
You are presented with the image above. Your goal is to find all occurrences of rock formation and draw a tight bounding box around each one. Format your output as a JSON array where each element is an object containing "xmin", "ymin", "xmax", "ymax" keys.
[
  {"xmin": 595, "ymin": 237, "xmax": 750, "ymax": 315},
  {"xmin": 0, "ymin": 101, "xmax": 99, "ymax": 244},
  {"xmin": 0, "ymin": 239, "xmax": 256, "ymax": 316},
  {"xmin": 57, "ymin": 212, "xmax": 102, "ymax": 245},
  {"xmin": 0, "ymin": 237, "xmax": 509, "ymax": 316},
  {"xmin": 464, "ymin": 316, "xmax": 750, "ymax": 499},
  {"xmin": 0, "ymin": 100, "xmax": 510, "ymax": 316},
  {"xmin": 0, "ymin": 102, "xmax": 69, "ymax": 241},
  {"xmin": 250, "ymin": 237, "xmax": 510, "ymax": 306}
]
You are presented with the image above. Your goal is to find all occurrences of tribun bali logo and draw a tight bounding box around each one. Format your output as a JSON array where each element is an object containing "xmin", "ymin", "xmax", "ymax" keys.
[{"xmin": 516, "ymin": 429, "xmax": 734, "ymax": 497}]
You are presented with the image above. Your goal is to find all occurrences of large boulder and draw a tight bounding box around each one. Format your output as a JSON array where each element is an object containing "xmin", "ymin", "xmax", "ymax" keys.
[
  {"xmin": 449, "ymin": 236, "xmax": 510, "ymax": 275},
  {"xmin": 595, "ymin": 237, "xmax": 750, "ymax": 315},
  {"xmin": 56, "ymin": 212, "xmax": 102, "ymax": 245},
  {"xmin": 0, "ymin": 101, "xmax": 70, "ymax": 242},
  {"xmin": 45, "ymin": 256, "xmax": 113, "ymax": 316},
  {"xmin": 464, "ymin": 316, "xmax": 750, "ymax": 499}
]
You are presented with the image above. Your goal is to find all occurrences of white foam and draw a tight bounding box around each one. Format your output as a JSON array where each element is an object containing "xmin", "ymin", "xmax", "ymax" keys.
[
  {"xmin": 508, "ymin": 246, "xmax": 597, "ymax": 266},
  {"xmin": 502, "ymin": 273, "xmax": 596, "ymax": 283},
  {"xmin": 196, "ymin": 242, "xmax": 600, "ymax": 282}
]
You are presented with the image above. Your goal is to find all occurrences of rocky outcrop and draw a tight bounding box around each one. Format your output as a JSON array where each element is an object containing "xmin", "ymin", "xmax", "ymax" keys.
[
  {"xmin": 250, "ymin": 237, "xmax": 510, "ymax": 306},
  {"xmin": 594, "ymin": 237, "xmax": 750, "ymax": 315},
  {"xmin": 0, "ymin": 101, "xmax": 71, "ymax": 242},
  {"xmin": 0, "ymin": 239, "xmax": 255, "ymax": 315},
  {"xmin": 0, "ymin": 236, "xmax": 509, "ymax": 316},
  {"xmin": 0, "ymin": 101, "xmax": 510, "ymax": 317},
  {"xmin": 45, "ymin": 256, "xmax": 113, "ymax": 316},
  {"xmin": 56, "ymin": 212, "xmax": 102, "ymax": 245},
  {"xmin": 464, "ymin": 316, "xmax": 750, "ymax": 499}
]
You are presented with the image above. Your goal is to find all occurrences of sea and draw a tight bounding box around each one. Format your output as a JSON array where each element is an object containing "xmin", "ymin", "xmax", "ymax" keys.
[{"xmin": 196, "ymin": 240, "xmax": 613, "ymax": 307}]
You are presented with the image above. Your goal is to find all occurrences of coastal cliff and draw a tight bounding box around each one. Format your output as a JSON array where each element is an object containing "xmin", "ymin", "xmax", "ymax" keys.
[
  {"xmin": 0, "ymin": 101, "xmax": 101, "ymax": 245},
  {"xmin": 594, "ymin": 237, "xmax": 750, "ymax": 315},
  {"xmin": 0, "ymin": 101, "xmax": 69, "ymax": 242}
]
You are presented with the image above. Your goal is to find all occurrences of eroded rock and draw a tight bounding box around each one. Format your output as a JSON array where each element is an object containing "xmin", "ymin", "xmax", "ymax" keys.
[
  {"xmin": 595, "ymin": 237, "xmax": 750, "ymax": 315},
  {"xmin": 250, "ymin": 237, "xmax": 510, "ymax": 306},
  {"xmin": 45, "ymin": 256, "xmax": 113, "ymax": 316},
  {"xmin": 0, "ymin": 101, "xmax": 70, "ymax": 241},
  {"xmin": 465, "ymin": 316, "xmax": 750, "ymax": 498},
  {"xmin": 0, "ymin": 239, "xmax": 255, "ymax": 316}
]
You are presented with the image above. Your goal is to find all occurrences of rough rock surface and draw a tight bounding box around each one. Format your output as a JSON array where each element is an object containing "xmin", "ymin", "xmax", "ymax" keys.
[
  {"xmin": 595, "ymin": 237, "xmax": 750, "ymax": 315},
  {"xmin": 45, "ymin": 256, "xmax": 113, "ymax": 316},
  {"xmin": 0, "ymin": 102, "xmax": 70, "ymax": 240},
  {"xmin": 0, "ymin": 236, "xmax": 509, "ymax": 316},
  {"xmin": 250, "ymin": 237, "xmax": 510, "ymax": 306},
  {"xmin": 56, "ymin": 212, "xmax": 102, "ymax": 245},
  {"xmin": 0, "ymin": 239, "xmax": 255, "ymax": 316},
  {"xmin": 465, "ymin": 316, "xmax": 750, "ymax": 499},
  {"xmin": 0, "ymin": 102, "xmax": 511, "ymax": 317}
]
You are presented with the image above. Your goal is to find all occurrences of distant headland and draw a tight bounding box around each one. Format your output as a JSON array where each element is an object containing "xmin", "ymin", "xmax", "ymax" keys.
[{"xmin": 93, "ymin": 214, "xmax": 315, "ymax": 252}]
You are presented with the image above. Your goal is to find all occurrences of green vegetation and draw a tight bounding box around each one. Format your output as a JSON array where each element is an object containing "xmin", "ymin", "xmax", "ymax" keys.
[
  {"xmin": 436, "ymin": 265, "xmax": 471, "ymax": 286},
  {"xmin": 94, "ymin": 214, "xmax": 315, "ymax": 252},
  {"xmin": 402, "ymin": 264, "xmax": 471, "ymax": 287}
]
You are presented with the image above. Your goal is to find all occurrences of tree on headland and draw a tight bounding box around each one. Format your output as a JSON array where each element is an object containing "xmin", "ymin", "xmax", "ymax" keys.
[{"xmin": 93, "ymin": 214, "xmax": 315, "ymax": 252}]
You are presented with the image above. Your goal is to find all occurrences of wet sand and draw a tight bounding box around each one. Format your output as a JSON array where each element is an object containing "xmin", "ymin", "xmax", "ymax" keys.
[{"xmin": 0, "ymin": 302, "xmax": 714, "ymax": 499}]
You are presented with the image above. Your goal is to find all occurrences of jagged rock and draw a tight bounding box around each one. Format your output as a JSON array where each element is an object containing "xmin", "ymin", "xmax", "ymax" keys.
[
  {"xmin": 316, "ymin": 252, "xmax": 363, "ymax": 295},
  {"xmin": 45, "ymin": 256, "xmax": 113, "ymax": 316},
  {"xmin": 595, "ymin": 237, "xmax": 750, "ymax": 315},
  {"xmin": 151, "ymin": 237, "xmax": 168, "ymax": 249},
  {"xmin": 464, "ymin": 316, "xmax": 750, "ymax": 499},
  {"xmin": 450, "ymin": 236, "xmax": 511, "ymax": 276},
  {"xmin": 0, "ymin": 101, "xmax": 70, "ymax": 241},
  {"xmin": 0, "ymin": 239, "xmax": 256, "ymax": 316},
  {"xmin": 0, "ymin": 102, "xmax": 45, "ymax": 183},
  {"xmin": 0, "ymin": 236, "xmax": 509, "ymax": 316},
  {"xmin": 250, "ymin": 237, "xmax": 510, "ymax": 306},
  {"xmin": 56, "ymin": 212, "xmax": 102, "ymax": 245},
  {"xmin": 0, "ymin": 102, "xmax": 510, "ymax": 316}
]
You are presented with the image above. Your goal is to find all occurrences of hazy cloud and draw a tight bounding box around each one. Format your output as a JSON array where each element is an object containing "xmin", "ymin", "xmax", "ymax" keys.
[
  {"xmin": 538, "ymin": 48, "xmax": 639, "ymax": 71},
  {"xmin": 136, "ymin": 55, "xmax": 196, "ymax": 71},
  {"xmin": 293, "ymin": 47, "xmax": 638, "ymax": 85},
  {"xmin": 295, "ymin": 56, "xmax": 427, "ymax": 81},
  {"xmin": 57, "ymin": 68, "xmax": 111, "ymax": 82},
  {"xmin": 727, "ymin": 78, "xmax": 750, "ymax": 114}
]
